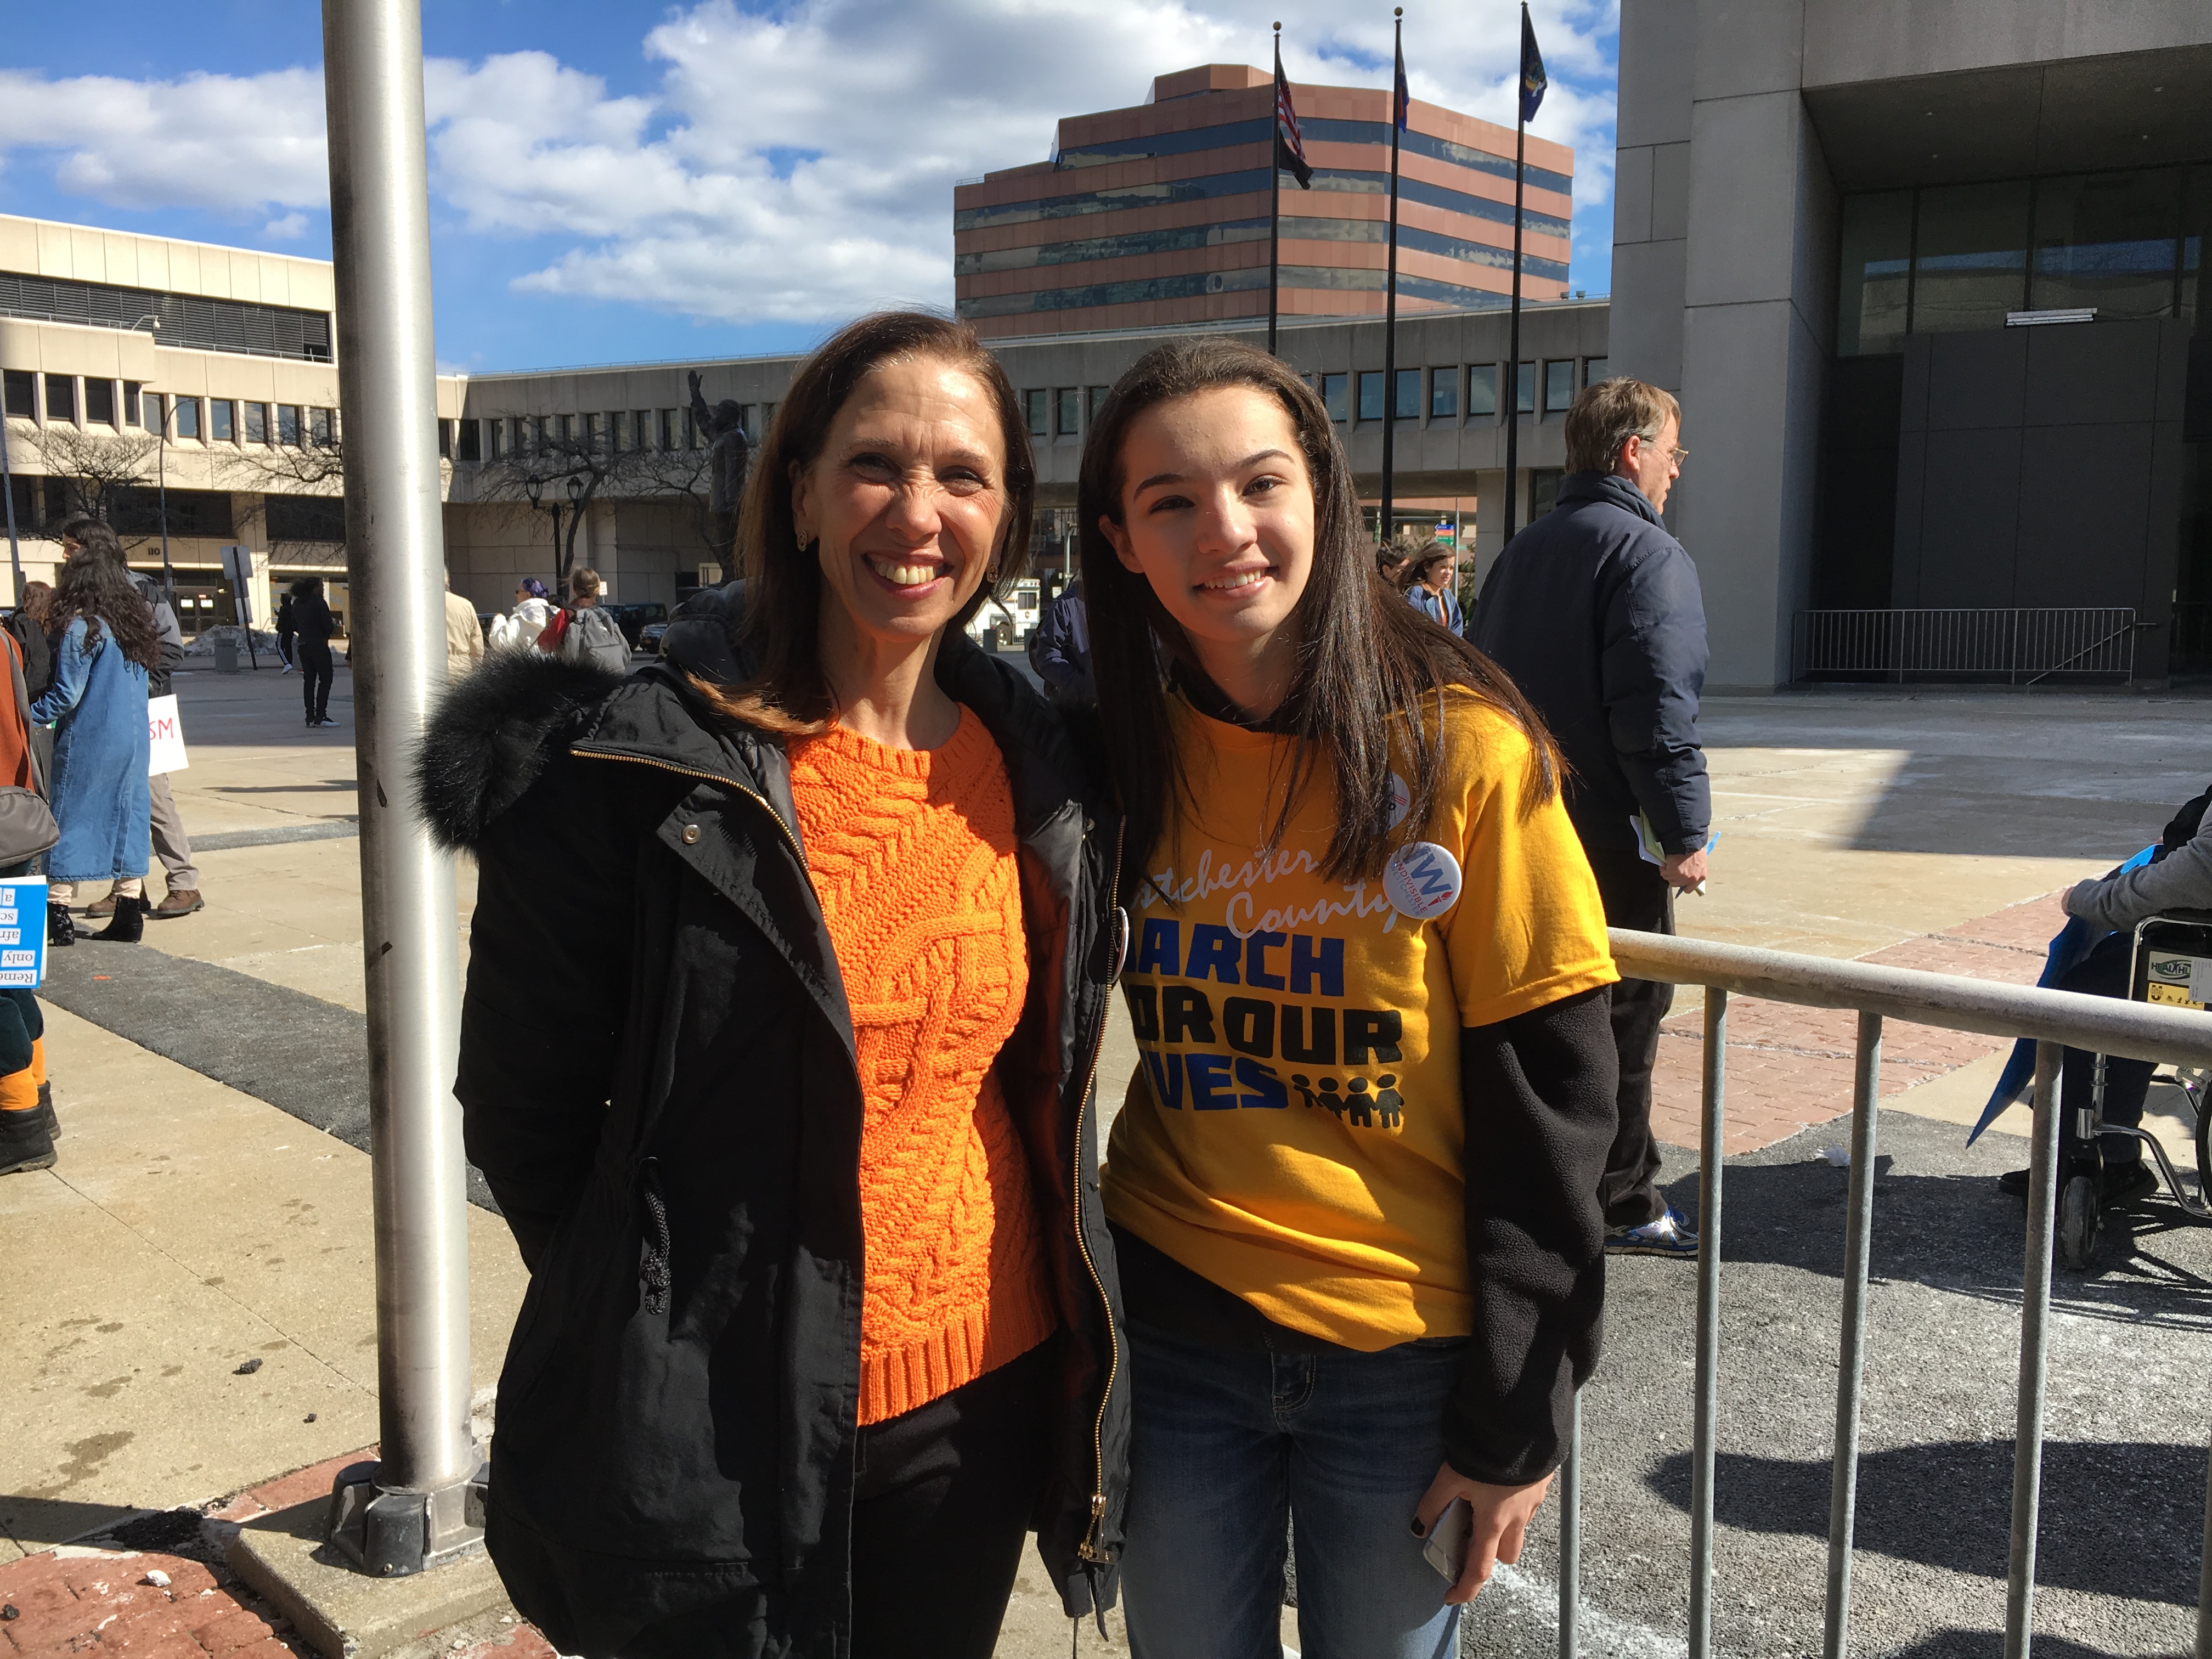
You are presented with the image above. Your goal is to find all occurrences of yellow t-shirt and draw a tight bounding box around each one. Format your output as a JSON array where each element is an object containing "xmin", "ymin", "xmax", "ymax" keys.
[{"xmin": 1102, "ymin": 690, "xmax": 1617, "ymax": 1351}]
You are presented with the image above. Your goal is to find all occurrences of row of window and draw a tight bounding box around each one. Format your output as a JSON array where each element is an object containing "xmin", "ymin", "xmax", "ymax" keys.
[
  {"xmin": 2, "ymin": 369, "xmax": 335, "ymax": 447},
  {"xmin": 450, "ymin": 403, "xmax": 778, "ymax": 464},
  {"xmin": 1837, "ymin": 161, "xmax": 2212, "ymax": 356},
  {"xmin": 1052, "ymin": 115, "xmax": 1576, "ymax": 200},
  {"xmin": 1021, "ymin": 357, "xmax": 1609, "ymax": 441}
]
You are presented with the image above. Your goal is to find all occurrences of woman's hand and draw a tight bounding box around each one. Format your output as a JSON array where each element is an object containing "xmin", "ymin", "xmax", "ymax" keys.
[{"xmin": 1412, "ymin": 1462, "xmax": 1555, "ymax": 1605}]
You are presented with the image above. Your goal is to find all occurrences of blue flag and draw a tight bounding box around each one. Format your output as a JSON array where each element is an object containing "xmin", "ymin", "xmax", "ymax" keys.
[
  {"xmin": 1393, "ymin": 28, "xmax": 1409, "ymax": 130},
  {"xmin": 1519, "ymin": 5, "xmax": 1547, "ymax": 123}
]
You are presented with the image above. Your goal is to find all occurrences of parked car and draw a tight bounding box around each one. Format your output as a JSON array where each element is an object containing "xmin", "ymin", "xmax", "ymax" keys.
[
  {"xmin": 640, "ymin": 619, "xmax": 670, "ymax": 656},
  {"xmin": 605, "ymin": 601, "xmax": 667, "ymax": 648}
]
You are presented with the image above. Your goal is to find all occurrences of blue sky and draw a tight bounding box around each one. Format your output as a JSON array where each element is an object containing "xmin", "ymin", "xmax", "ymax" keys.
[{"xmin": 0, "ymin": 0, "xmax": 1620, "ymax": 373}]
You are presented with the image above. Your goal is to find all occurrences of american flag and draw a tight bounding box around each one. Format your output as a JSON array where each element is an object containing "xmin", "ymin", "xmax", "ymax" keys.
[{"xmin": 1274, "ymin": 57, "xmax": 1313, "ymax": 189}]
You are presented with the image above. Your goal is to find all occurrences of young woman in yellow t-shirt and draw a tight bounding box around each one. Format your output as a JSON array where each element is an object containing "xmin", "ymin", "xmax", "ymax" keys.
[{"xmin": 1078, "ymin": 337, "xmax": 1623, "ymax": 1659}]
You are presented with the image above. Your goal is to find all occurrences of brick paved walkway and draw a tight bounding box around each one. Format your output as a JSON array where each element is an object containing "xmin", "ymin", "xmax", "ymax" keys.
[
  {"xmin": 0, "ymin": 1450, "xmax": 558, "ymax": 1659},
  {"xmin": 1650, "ymin": 889, "xmax": 2062, "ymax": 1154}
]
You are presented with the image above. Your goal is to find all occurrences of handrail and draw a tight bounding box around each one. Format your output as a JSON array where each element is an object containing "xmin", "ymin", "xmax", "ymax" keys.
[
  {"xmin": 1607, "ymin": 928, "xmax": 2212, "ymax": 1069},
  {"xmin": 1559, "ymin": 928, "xmax": 2212, "ymax": 1659}
]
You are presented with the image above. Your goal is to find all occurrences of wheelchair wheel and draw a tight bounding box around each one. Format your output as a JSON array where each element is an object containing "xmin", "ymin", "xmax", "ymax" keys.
[{"xmin": 2059, "ymin": 1173, "xmax": 2100, "ymax": 1270}]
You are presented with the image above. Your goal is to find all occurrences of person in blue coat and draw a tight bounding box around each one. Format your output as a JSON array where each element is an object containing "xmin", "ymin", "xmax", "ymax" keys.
[{"xmin": 35, "ymin": 518, "xmax": 157, "ymax": 947}]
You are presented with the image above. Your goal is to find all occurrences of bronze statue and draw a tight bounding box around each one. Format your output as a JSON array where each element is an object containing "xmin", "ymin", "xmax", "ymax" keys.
[{"xmin": 687, "ymin": 371, "xmax": 753, "ymax": 536}]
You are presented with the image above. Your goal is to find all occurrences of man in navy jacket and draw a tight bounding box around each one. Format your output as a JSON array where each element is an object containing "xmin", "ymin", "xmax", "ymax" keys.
[{"xmin": 1473, "ymin": 377, "xmax": 1711, "ymax": 1257}]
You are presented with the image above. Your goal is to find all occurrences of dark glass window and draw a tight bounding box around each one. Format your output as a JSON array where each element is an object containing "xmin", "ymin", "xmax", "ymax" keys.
[
  {"xmin": 1393, "ymin": 369, "xmax": 1421, "ymax": 420},
  {"xmin": 174, "ymin": 398, "xmax": 200, "ymax": 440},
  {"xmin": 0, "ymin": 271, "xmax": 330, "ymax": 361},
  {"xmin": 1467, "ymin": 365, "xmax": 1498, "ymax": 417},
  {"xmin": 311, "ymin": 407, "xmax": 333, "ymax": 446},
  {"xmin": 2183, "ymin": 163, "xmax": 2211, "ymax": 328},
  {"xmin": 44, "ymin": 375, "xmax": 75, "ymax": 422},
  {"xmin": 266, "ymin": 493, "xmax": 346, "ymax": 542},
  {"xmin": 1836, "ymin": 191, "xmax": 1913, "ymax": 354},
  {"xmin": 1532, "ymin": 469, "xmax": 1565, "ymax": 520},
  {"xmin": 658, "ymin": 410, "xmax": 677, "ymax": 451},
  {"xmin": 84, "ymin": 377, "xmax": 114, "ymax": 425},
  {"xmin": 1584, "ymin": 357, "xmax": 1610, "ymax": 386},
  {"xmin": 1544, "ymin": 360, "xmax": 1576, "ymax": 415},
  {"xmin": 1357, "ymin": 372, "xmax": 1384, "ymax": 422},
  {"xmin": 1025, "ymin": 389, "xmax": 1048, "ymax": 437},
  {"xmin": 1322, "ymin": 373, "xmax": 1348, "ymax": 422},
  {"xmin": 1056, "ymin": 387, "xmax": 1081, "ymax": 436},
  {"xmin": 2031, "ymin": 169, "xmax": 2181, "ymax": 320},
  {"xmin": 1515, "ymin": 362, "xmax": 1535, "ymax": 414},
  {"xmin": 278, "ymin": 404, "xmax": 303, "ymax": 446},
  {"xmin": 3, "ymin": 369, "xmax": 32, "ymax": 419},
  {"xmin": 1087, "ymin": 386, "xmax": 1110, "ymax": 422},
  {"xmin": 244, "ymin": 402, "xmax": 268, "ymax": 444},
  {"xmin": 211, "ymin": 400, "xmax": 234, "ymax": 442},
  {"xmin": 110, "ymin": 487, "xmax": 235, "ymax": 538},
  {"xmin": 1430, "ymin": 368, "xmax": 1458, "ymax": 420},
  {"xmin": 456, "ymin": 419, "xmax": 481, "ymax": 462},
  {"xmin": 122, "ymin": 381, "xmax": 142, "ymax": 426},
  {"xmin": 437, "ymin": 420, "xmax": 452, "ymax": 460},
  {"xmin": 7, "ymin": 476, "xmax": 33, "ymax": 530},
  {"xmin": 1912, "ymin": 180, "xmax": 2030, "ymax": 334}
]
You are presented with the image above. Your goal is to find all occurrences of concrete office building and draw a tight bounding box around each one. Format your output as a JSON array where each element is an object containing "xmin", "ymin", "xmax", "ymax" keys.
[
  {"xmin": 1611, "ymin": 2, "xmax": 2212, "ymax": 688},
  {"xmin": 3, "ymin": 209, "xmax": 1605, "ymax": 622},
  {"xmin": 956, "ymin": 63, "xmax": 1575, "ymax": 338}
]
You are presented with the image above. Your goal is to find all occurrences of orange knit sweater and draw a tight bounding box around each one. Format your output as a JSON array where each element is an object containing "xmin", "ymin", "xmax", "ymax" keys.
[{"xmin": 788, "ymin": 708, "xmax": 1056, "ymax": 1425}]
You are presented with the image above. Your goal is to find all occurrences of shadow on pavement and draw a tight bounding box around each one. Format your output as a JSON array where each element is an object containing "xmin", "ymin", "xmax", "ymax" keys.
[
  {"xmin": 1655, "ymin": 1147, "xmax": 2212, "ymax": 1332},
  {"xmin": 1645, "ymin": 1438, "xmax": 2205, "ymax": 1605}
]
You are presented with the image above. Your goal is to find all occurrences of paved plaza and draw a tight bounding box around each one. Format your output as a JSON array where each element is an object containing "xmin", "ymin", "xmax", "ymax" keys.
[{"xmin": 2, "ymin": 664, "xmax": 2208, "ymax": 1657}]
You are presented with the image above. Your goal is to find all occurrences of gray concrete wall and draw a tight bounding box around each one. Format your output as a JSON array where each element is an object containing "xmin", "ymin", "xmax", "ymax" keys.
[{"xmin": 1801, "ymin": 0, "xmax": 2212, "ymax": 86}]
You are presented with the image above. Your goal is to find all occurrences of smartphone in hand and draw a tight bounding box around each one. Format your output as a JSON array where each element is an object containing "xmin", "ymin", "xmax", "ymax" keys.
[{"xmin": 1421, "ymin": 1498, "xmax": 1472, "ymax": 1584}]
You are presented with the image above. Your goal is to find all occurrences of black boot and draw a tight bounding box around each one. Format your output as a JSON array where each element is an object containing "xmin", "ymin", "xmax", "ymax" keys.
[
  {"xmin": 92, "ymin": 894, "xmax": 145, "ymax": 943},
  {"xmin": 0, "ymin": 1104, "xmax": 55, "ymax": 1175},
  {"xmin": 47, "ymin": 902, "xmax": 75, "ymax": 949},
  {"xmin": 34, "ymin": 1081, "xmax": 56, "ymax": 1143}
]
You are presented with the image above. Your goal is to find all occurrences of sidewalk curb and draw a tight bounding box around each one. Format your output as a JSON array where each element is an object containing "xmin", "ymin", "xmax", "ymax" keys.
[{"xmin": 228, "ymin": 1498, "xmax": 507, "ymax": 1659}]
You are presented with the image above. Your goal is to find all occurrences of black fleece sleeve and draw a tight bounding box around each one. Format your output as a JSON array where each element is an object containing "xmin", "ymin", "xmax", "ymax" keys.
[
  {"xmin": 454, "ymin": 751, "xmax": 636, "ymax": 1271},
  {"xmin": 1444, "ymin": 984, "xmax": 1618, "ymax": 1485}
]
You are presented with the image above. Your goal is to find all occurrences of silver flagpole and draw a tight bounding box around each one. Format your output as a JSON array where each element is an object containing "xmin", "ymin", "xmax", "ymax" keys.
[{"xmin": 320, "ymin": 0, "xmax": 483, "ymax": 1575}]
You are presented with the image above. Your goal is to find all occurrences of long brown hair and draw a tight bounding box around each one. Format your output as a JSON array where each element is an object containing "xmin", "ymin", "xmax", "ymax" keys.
[
  {"xmin": 1077, "ymin": 336, "xmax": 1556, "ymax": 892},
  {"xmin": 48, "ymin": 515, "xmax": 162, "ymax": 672},
  {"xmin": 713, "ymin": 311, "xmax": 1036, "ymax": 733}
]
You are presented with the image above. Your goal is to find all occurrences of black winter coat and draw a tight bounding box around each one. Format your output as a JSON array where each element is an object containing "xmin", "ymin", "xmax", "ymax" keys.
[
  {"xmin": 1473, "ymin": 472, "xmax": 1711, "ymax": 855},
  {"xmin": 416, "ymin": 597, "xmax": 1130, "ymax": 1659}
]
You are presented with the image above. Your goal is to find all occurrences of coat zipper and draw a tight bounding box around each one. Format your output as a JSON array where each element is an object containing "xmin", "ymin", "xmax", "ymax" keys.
[
  {"xmin": 569, "ymin": 744, "xmax": 810, "ymax": 873},
  {"xmin": 1073, "ymin": 820, "xmax": 1125, "ymax": 1564}
]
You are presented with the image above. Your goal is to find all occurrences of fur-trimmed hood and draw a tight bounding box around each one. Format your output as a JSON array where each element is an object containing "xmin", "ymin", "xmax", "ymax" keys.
[{"xmin": 415, "ymin": 652, "xmax": 627, "ymax": 851}]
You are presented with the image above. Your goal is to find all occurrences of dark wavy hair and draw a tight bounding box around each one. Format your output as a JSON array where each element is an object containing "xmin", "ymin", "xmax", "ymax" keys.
[
  {"xmin": 48, "ymin": 515, "xmax": 162, "ymax": 672},
  {"xmin": 1077, "ymin": 337, "xmax": 1557, "ymax": 892},
  {"xmin": 707, "ymin": 310, "xmax": 1036, "ymax": 734}
]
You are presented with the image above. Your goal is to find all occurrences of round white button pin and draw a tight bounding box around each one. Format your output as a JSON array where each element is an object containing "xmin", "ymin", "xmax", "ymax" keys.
[{"xmin": 1383, "ymin": 840, "xmax": 1463, "ymax": 921}]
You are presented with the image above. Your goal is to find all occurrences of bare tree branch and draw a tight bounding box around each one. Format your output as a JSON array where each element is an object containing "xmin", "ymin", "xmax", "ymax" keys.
[{"xmin": 24, "ymin": 426, "xmax": 159, "ymax": 525}]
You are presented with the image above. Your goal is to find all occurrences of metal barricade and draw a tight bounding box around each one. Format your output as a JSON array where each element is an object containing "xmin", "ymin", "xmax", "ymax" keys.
[
  {"xmin": 1792, "ymin": 607, "xmax": 2140, "ymax": 684},
  {"xmin": 1548, "ymin": 929, "xmax": 2212, "ymax": 1659}
]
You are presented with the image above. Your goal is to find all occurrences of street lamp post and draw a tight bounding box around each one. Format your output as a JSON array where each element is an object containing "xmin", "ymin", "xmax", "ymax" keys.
[{"xmin": 523, "ymin": 473, "xmax": 558, "ymax": 589}]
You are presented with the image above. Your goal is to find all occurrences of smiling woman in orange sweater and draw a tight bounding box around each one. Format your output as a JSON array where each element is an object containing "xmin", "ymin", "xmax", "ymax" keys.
[{"xmin": 435, "ymin": 314, "xmax": 1126, "ymax": 1659}]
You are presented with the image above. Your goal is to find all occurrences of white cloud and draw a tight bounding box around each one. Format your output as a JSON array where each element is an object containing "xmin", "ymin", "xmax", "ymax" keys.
[
  {"xmin": 263, "ymin": 212, "xmax": 310, "ymax": 240},
  {"xmin": 0, "ymin": 67, "xmax": 328, "ymax": 215},
  {"xmin": 0, "ymin": 1, "xmax": 1618, "ymax": 325}
]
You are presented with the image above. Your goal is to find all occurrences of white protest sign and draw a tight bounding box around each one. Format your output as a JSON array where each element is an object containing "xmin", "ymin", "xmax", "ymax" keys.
[{"xmin": 149, "ymin": 693, "xmax": 189, "ymax": 776}]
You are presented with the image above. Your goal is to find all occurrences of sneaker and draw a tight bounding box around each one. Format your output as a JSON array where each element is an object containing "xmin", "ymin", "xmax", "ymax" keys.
[{"xmin": 1606, "ymin": 1206, "xmax": 1700, "ymax": 1257}]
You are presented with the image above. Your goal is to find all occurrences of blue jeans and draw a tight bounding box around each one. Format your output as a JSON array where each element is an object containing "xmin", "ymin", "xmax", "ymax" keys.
[{"xmin": 1120, "ymin": 1321, "xmax": 1465, "ymax": 1659}]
